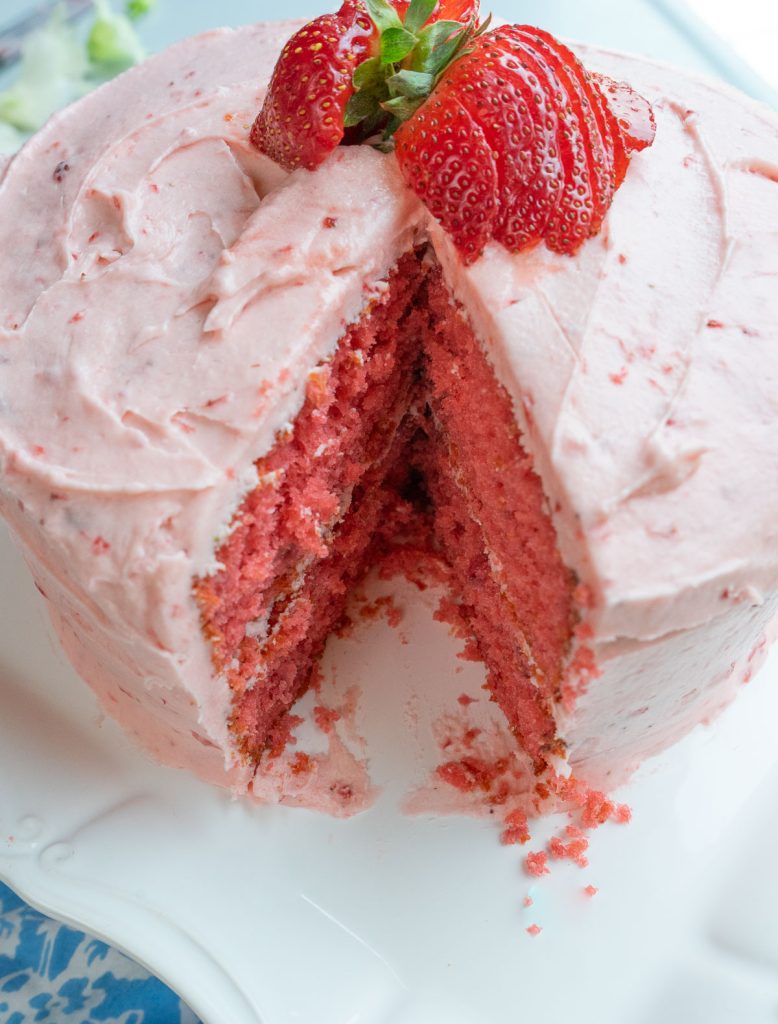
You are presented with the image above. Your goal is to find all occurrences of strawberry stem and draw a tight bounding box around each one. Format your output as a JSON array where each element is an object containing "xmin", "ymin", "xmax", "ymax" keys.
[{"xmin": 348, "ymin": 2, "xmax": 479, "ymax": 146}]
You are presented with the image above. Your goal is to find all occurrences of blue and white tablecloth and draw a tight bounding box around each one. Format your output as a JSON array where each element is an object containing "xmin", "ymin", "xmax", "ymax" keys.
[{"xmin": 0, "ymin": 883, "xmax": 201, "ymax": 1024}]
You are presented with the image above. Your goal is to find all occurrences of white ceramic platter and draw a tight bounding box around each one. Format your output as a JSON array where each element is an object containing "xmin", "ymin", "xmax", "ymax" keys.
[
  {"xmin": 3, "ymin": 517, "xmax": 778, "ymax": 1024},
  {"xmin": 3, "ymin": 4, "xmax": 778, "ymax": 1023}
]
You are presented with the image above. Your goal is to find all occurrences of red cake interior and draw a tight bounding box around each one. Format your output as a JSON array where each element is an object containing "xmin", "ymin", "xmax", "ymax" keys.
[{"xmin": 195, "ymin": 250, "xmax": 576, "ymax": 768}]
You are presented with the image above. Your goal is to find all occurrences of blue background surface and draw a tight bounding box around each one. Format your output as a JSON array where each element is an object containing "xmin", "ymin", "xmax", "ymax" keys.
[
  {"xmin": 0, "ymin": 1, "xmax": 773, "ymax": 1022},
  {"xmin": 0, "ymin": 882, "xmax": 200, "ymax": 1023}
]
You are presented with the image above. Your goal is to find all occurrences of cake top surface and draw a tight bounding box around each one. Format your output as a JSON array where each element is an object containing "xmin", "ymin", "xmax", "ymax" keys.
[{"xmin": 0, "ymin": 18, "xmax": 777, "ymax": 644}]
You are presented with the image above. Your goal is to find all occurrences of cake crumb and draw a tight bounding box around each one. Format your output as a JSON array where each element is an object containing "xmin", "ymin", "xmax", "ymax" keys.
[
  {"xmin": 500, "ymin": 810, "xmax": 530, "ymax": 846},
  {"xmin": 526, "ymin": 924, "xmax": 542, "ymax": 937},
  {"xmin": 434, "ymin": 595, "xmax": 472, "ymax": 640},
  {"xmin": 583, "ymin": 885, "xmax": 598, "ymax": 898},
  {"xmin": 614, "ymin": 803, "xmax": 632, "ymax": 824},
  {"xmin": 266, "ymin": 713, "xmax": 303, "ymax": 759},
  {"xmin": 462, "ymin": 727, "xmax": 482, "ymax": 748},
  {"xmin": 525, "ymin": 851, "xmax": 549, "ymax": 877},
  {"xmin": 457, "ymin": 638, "xmax": 482, "ymax": 663},
  {"xmin": 313, "ymin": 705, "xmax": 341, "ymax": 734},
  {"xmin": 437, "ymin": 757, "xmax": 495, "ymax": 793},
  {"xmin": 357, "ymin": 594, "xmax": 403, "ymax": 627},
  {"xmin": 548, "ymin": 830, "xmax": 589, "ymax": 868},
  {"xmin": 573, "ymin": 582, "xmax": 596, "ymax": 609},
  {"xmin": 385, "ymin": 602, "xmax": 403, "ymax": 628},
  {"xmin": 562, "ymin": 644, "xmax": 602, "ymax": 711},
  {"xmin": 308, "ymin": 662, "xmax": 324, "ymax": 693},
  {"xmin": 290, "ymin": 752, "xmax": 313, "ymax": 775},
  {"xmin": 581, "ymin": 790, "xmax": 616, "ymax": 828},
  {"xmin": 335, "ymin": 612, "xmax": 354, "ymax": 638},
  {"xmin": 522, "ymin": 895, "xmax": 533, "ymax": 908}
]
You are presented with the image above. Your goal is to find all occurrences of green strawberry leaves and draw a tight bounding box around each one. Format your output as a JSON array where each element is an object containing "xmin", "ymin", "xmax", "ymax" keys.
[
  {"xmin": 411, "ymin": 20, "xmax": 467, "ymax": 74},
  {"xmin": 380, "ymin": 26, "xmax": 418, "ymax": 63},
  {"xmin": 353, "ymin": 57, "xmax": 385, "ymax": 90},
  {"xmin": 346, "ymin": 1, "xmax": 481, "ymax": 144},
  {"xmin": 387, "ymin": 69, "xmax": 435, "ymax": 97},
  {"xmin": 363, "ymin": 0, "xmax": 404, "ymax": 33},
  {"xmin": 343, "ymin": 90, "xmax": 382, "ymax": 128},
  {"xmin": 381, "ymin": 94, "xmax": 426, "ymax": 120}
]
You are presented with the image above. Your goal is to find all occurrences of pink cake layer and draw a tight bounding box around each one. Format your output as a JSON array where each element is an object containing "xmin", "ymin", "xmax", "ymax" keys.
[
  {"xmin": 418, "ymin": 269, "xmax": 576, "ymax": 765},
  {"xmin": 195, "ymin": 253, "xmax": 425, "ymax": 759}
]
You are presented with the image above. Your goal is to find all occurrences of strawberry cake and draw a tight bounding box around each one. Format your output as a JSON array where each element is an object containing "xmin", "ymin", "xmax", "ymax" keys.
[{"xmin": 0, "ymin": 3, "xmax": 777, "ymax": 795}]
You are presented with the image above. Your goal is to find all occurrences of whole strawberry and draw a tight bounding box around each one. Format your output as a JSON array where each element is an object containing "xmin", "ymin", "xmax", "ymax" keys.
[{"xmin": 250, "ymin": 0, "xmax": 376, "ymax": 171}]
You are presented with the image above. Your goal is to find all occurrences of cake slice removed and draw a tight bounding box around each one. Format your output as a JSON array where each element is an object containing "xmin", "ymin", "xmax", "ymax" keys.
[{"xmin": 193, "ymin": 251, "xmax": 578, "ymax": 773}]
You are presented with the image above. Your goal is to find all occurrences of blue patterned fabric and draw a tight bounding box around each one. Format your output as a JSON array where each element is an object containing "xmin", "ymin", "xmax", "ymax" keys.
[{"xmin": 0, "ymin": 882, "xmax": 202, "ymax": 1024}]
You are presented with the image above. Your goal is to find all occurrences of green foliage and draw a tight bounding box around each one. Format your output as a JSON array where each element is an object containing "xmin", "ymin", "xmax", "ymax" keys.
[
  {"xmin": 347, "ymin": 0, "xmax": 480, "ymax": 142},
  {"xmin": 410, "ymin": 20, "xmax": 464, "ymax": 74},
  {"xmin": 380, "ymin": 27, "xmax": 418, "ymax": 64},
  {"xmin": 87, "ymin": 0, "xmax": 145, "ymax": 73},
  {"xmin": 126, "ymin": 0, "xmax": 157, "ymax": 19},
  {"xmin": 386, "ymin": 69, "xmax": 435, "ymax": 98},
  {"xmin": 380, "ymin": 94, "xmax": 426, "ymax": 120},
  {"xmin": 0, "ymin": 7, "xmax": 88, "ymax": 135},
  {"xmin": 0, "ymin": 0, "xmax": 155, "ymax": 150},
  {"xmin": 344, "ymin": 89, "xmax": 381, "ymax": 127}
]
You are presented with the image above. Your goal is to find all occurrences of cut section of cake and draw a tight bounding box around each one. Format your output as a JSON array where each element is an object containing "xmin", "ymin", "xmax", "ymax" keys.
[
  {"xmin": 0, "ymin": 16, "xmax": 777, "ymax": 795},
  {"xmin": 193, "ymin": 249, "xmax": 429, "ymax": 763}
]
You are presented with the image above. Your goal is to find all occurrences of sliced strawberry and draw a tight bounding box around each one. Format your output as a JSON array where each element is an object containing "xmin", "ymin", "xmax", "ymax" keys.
[
  {"xmin": 487, "ymin": 27, "xmax": 593, "ymax": 256},
  {"xmin": 516, "ymin": 28, "xmax": 615, "ymax": 242},
  {"xmin": 588, "ymin": 73, "xmax": 629, "ymax": 187},
  {"xmin": 395, "ymin": 24, "xmax": 655, "ymax": 262},
  {"xmin": 250, "ymin": 0, "xmax": 376, "ymax": 172},
  {"xmin": 393, "ymin": 90, "xmax": 498, "ymax": 260},
  {"xmin": 491, "ymin": 54, "xmax": 565, "ymax": 252},
  {"xmin": 592, "ymin": 73, "xmax": 656, "ymax": 155},
  {"xmin": 434, "ymin": 35, "xmax": 562, "ymax": 252}
]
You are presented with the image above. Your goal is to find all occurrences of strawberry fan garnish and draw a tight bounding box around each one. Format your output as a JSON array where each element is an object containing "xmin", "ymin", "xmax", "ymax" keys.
[{"xmin": 251, "ymin": 0, "xmax": 656, "ymax": 264}]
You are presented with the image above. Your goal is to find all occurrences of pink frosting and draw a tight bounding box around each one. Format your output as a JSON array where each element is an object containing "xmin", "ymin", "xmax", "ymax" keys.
[{"xmin": 1, "ymin": 20, "xmax": 777, "ymax": 789}]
